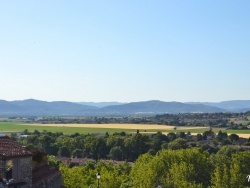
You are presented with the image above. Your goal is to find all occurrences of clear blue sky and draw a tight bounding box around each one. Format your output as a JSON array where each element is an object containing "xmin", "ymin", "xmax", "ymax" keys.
[{"xmin": 0, "ymin": 1, "xmax": 249, "ymax": 102}]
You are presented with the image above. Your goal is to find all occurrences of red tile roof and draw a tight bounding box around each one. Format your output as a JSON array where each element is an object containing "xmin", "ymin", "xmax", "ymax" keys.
[
  {"xmin": 70, "ymin": 157, "xmax": 95, "ymax": 164},
  {"xmin": 0, "ymin": 136, "xmax": 33, "ymax": 159}
]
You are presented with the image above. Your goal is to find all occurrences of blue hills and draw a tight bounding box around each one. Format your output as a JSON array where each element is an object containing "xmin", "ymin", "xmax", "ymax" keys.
[{"xmin": 1, "ymin": 99, "xmax": 245, "ymax": 116}]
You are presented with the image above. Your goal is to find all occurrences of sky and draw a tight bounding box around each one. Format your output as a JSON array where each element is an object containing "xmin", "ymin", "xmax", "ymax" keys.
[{"xmin": 0, "ymin": 0, "xmax": 250, "ymax": 102}]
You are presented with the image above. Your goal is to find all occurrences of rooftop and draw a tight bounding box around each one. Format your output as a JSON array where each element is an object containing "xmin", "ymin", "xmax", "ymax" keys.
[{"xmin": 0, "ymin": 136, "xmax": 33, "ymax": 159}]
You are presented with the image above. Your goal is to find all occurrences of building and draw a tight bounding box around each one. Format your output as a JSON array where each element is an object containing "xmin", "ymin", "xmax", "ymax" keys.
[
  {"xmin": 0, "ymin": 136, "xmax": 62, "ymax": 188},
  {"xmin": 0, "ymin": 136, "xmax": 33, "ymax": 187}
]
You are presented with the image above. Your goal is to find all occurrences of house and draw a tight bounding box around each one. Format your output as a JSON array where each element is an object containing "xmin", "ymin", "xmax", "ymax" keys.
[
  {"xmin": 0, "ymin": 137, "xmax": 62, "ymax": 188},
  {"xmin": 0, "ymin": 136, "xmax": 33, "ymax": 187},
  {"xmin": 239, "ymin": 145, "xmax": 250, "ymax": 151},
  {"xmin": 70, "ymin": 158, "xmax": 95, "ymax": 166}
]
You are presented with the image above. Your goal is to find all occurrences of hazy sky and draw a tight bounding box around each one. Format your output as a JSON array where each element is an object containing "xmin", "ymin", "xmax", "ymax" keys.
[{"xmin": 1, "ymin": 1, "xmax": 249, "ymax": 102}]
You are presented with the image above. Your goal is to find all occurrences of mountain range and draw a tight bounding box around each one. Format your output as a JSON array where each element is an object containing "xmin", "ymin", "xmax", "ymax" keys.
[
  {"xmin": 77, "ymin": 102, "xmax": 124, "ymax": 108},
  {"xmin": 186, "ymin": 100, "xmax": 250, "ymax": 112},
  {"xmin": 0, "ymin": 99, "xmax": 249, "ymax": 116}
]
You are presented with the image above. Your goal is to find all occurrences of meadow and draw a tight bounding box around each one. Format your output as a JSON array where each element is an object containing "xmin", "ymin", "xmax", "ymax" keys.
[{"xmin": 0, "ymin": 122, "xmax": 250, "ymax": 138}]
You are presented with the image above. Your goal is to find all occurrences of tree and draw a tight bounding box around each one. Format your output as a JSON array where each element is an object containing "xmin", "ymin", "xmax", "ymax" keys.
[
  {"xmin": 22, "ymin": 129, "xmax": 29, "ymax": 135},
  {"xmin": 148, "ymin": 149, "xmax": 157, "ymax": 156},
  {"xmin": 72, "ymin": 149, "xmax": 83, "ymax": 158},
  {"xmin": 210, "ymin": 150, "xmax": 250, "ymax": 187},
  {"xmin": 58, "ymin": 146, "xmax": 71, "ymax": 157},
  {"xmin": 124, "ymin": 133, "xmax": 150, "ymax": 161},
  {"xmin": 168, "ymin": 138, "xmax": 187, "ymax": 150},
  {"xmin": 229, "ymin": 134, "xmax": 239, "ymax": 142},
  {"xmin": 109, "ymin": 146, "xmax": 123, "ymax": 161},
  {"xmin": 167, "ymin": 132, "xmax": 176, "ymax": 141},
  {"xmin": 84, "ymin": 136, "xmax": 108, "ymax": 160},
  {"xmin": 216, "ymin": 130, "xmax": 228, "ymax": 141},
  {"xmin": 151, "ymin": 131, "xmax": 169, "ymax": 151},
  {"xmin": 203, "ymin": 130, "xmax": 216, "ymax": 140},
  {"xmin": 130, "ymin": 154, "xmax": 156, "ymax": 188},
  {"xmin": 211, "ymin": 164, "xmax": 230, "ymax": 188},
  {"xmin": 217, "ymin": 146, "xmax": 239, "ymax": 157},
  {"xmin": 38, "ymin": 135, "xmax": 53, "ymax": 153},
  {"xmin": 177, "ymin": 131, "xmax": 186, "ymax": 139},
  {"xmin": 60, "ymin": 161, "xmax": 131, "ymax": 188},
  {"xmin": 196, "ymin": 133, "xmax": 202, "ymax": 141},
  {"xmin": 54, "ymin": 135, "xmax": 77, "ymax": 155},
  {"xmin": 130, "ymin": 149, "xmax": 211, "ymax": 188},
  {"xmin": 167, "ymin": 162, "xmax": 202, "ymax": 188},
  {"xmin": 106, "ymin": 135, "xmax": 125, "ymax": 149},
  {"xmin": 48, "ymin": 155, "xmax": 61, "ymax": 168},
  {"xmin": 161, "ymin": 142, "xmax": 168, "ymax": 149},
  {"xmin": 231, "ymin": 151, "xmax": 250, "ymax": 186},
  {"xmin": 33, "ymin": 129, "xmax": 41, "ymax": 135},
  {"xmin": 10, "ymin": 133, "xmax": 17, "ymax": 141},
  {"xmin": 26, "ymin": 134, "xmax": 39, "ymax": 147}
]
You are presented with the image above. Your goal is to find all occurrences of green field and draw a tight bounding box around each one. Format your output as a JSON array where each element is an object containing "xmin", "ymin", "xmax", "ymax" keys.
[
  {"xmin": 0, "ymin": 122, "xmax": 137, "ymax": 135},
  {"xmin": 0, "ymin": 122, "xmax": 250, "ymax": 137}
]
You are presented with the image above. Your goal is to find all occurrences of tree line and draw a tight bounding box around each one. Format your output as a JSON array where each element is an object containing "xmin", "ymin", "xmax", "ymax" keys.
[
  {"xmin": 13, "ymin": 128, "xmax": 250, "ymax": 187},
  {"xmin": 26, "ymin": 111, "xmax": 250, "ymax": 129},
  {"xmin": 57, "ymin": 148, "xmax": 250, "ymax": 187},
  {"xmin": 16, "ymin": 128, "xmax": 250, "ymax": 162}
]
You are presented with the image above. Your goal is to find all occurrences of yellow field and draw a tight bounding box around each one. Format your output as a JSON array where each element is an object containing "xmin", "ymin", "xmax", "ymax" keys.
[
  {"xmin": 20, "ymin": 123, "xmax": 250, "ymax": 138},
  {"xmin": 236, "ymin": 134, "xmax": 250, "ymax": 138},
  {"xmin": 24, "ymin": 123, "xmax": 207, "ymax": 130}
]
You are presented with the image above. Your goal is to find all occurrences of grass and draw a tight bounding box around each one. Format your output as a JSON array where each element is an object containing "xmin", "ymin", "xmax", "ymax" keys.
[
  {"xmin": 0, "ymin": 122, "xmax": 136, "ymax": 135},
  {"xmin": 0, "ymin": 122, "xmax": 250, "ymax": 137}
]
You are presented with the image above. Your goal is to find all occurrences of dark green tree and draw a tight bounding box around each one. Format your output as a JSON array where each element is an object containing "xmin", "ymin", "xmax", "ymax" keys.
[
  {"xmin": 58, "ymin": 146, "xmax": 71, "ymax": 157},
  {"xmin": 168, "ymin": 138, "xmax": 187, "ymax": 150},
  {"xmin": 109, "ymin": 146, "xmax": 123, "ymax": 160}
]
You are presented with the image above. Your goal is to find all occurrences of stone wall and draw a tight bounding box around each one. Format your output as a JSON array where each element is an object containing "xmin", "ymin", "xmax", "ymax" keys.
[
  {"xmin": 0, "ymin": 157, "xmax": 6, "ymax": 178},
  {"xmin": 12, "ymin": 157, "xmax": 32, "ymax": 187}
]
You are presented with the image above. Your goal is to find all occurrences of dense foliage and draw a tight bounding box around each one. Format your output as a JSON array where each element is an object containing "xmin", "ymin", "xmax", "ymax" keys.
[
  {"xmin": 17, "ymin": 128, "xmax": 250, "ymax": 162},
  {"xmin": 13, "ymin": 127, "xmax": 250, "ymax": 187},
  {"xmin": 59, "ymin": 161, "xmax": 131, "ymax": 188},
  {"xmin": 18, "ymin": 130, "xmax": 166, "ymax": 161},
  {"xmin": 56, "ymin": 148, "xmax": 250, "ymax": 188}
]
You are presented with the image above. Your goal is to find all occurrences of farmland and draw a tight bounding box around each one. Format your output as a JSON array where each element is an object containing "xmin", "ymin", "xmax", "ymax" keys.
[{"xmin": 0, "ymin": 121, "xmax": 250, "ymax": 137}]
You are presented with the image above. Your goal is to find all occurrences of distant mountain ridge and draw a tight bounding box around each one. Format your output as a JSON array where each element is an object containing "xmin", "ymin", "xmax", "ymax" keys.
[
  {"xmin": 101, "ymin": 100, "xmax": 226, "ymax": 114},
  {"xmin": 0, "ymin": 99, "xmax": 98, "ymax": 116},
  {"xmin": 186, "ymin": 100, "xmax": 250, "ymax": 112},
  {"xmin": 77, "ymin": 102, "xmax": 125, "ymax": 108},
  {"xmin": 0, "ymin": 99, "xmax": 231, "ymax": 116}
]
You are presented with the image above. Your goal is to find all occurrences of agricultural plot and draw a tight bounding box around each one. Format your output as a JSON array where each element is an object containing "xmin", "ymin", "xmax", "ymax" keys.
[
  {"xmin": 0, "ymin": 122, "xmax": 135, "ymax": 135},
  {"xmin": 25, "ymin": 123, "xmax": 207, "ymax": 130},
  {"xmin": 0, "ymin": 122, "xmax": 250, "ymax": 138}
]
